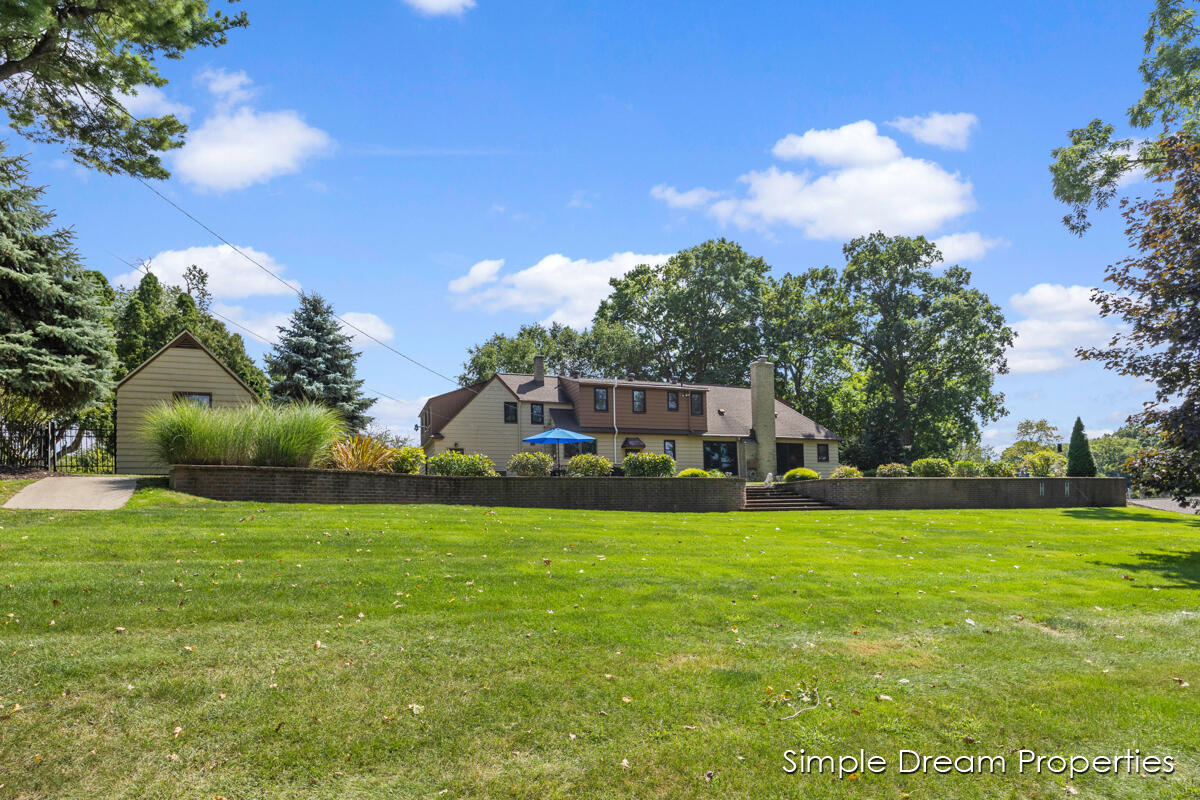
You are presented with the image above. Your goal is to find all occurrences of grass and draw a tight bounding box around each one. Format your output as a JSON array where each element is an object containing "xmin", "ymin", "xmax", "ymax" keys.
[
  {"xmin": 1, "ymin": 482, "xmax": 1198, "ymax": 799},
  {"xmin": 141, "ymin": 401, "xmax": 344, "ymax": 467}
]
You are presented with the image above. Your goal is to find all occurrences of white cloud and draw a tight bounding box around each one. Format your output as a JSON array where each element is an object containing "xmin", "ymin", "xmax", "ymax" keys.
[
  {"xmin": 370, "ymin": 395, "xmax": 430, "ymax": 437},
  {"xmin": 659, "ymin": 119, "xmax": 976, "ymax": 239},
  {"xmin": 650, "ymin": 183, "xmax": 723, "ymax": 209},
  {"xmin": 450, "ymin": 251, "xmax": 670, "ymax": 327},
  {"xmin": 934, "ymin": 232, "xmax": 1006, "ymax": 263},
  {"xmin": 198, "ymin": 68, "xmax": 256, "ymax": 107},
  {"xmin": 1006, "ymin": 283, "xmax": 1117, "ymax": 374},
  {"xmin": 116, "ymin": 85, "xmax": 192, "ymax": 120},
  {"xmin": 340, "ymin": 312, "xmax": 395, "ymax": 346},
  {"xmin": 402, "ymin": 0, "xmax": 475, "ymax": 14},
  {"xmin": 888, "ymin": 112, "xmax": 979, "ymax": 150},
  {"xmin": 448, "ymin": 259, "xmax": 504, "ymax": 293},
  {"xmin": 174, "ymin": 107, "xmax": 332, "ymax": 191},
  {"xmin": 771, "ymin": 120, "xmax": 902, "ymax": 166},
  {"xmin": 708, "ymin": 160, "xmax": 973, "ymax": 239},
  {"xmin": 113, "ymin": 244, "xmax": 300, "ymax": 299}
]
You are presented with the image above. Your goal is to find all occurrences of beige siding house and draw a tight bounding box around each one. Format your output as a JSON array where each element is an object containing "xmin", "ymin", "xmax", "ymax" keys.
[
  {"xmin": 419, "ymin": 356, "xmax": 840, "ymax": 478},
  {"xmin": 115, "ymin": 330, "xmax": 260, "ymax": 475}
]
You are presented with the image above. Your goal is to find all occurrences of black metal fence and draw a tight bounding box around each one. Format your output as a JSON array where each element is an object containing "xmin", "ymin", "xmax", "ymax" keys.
[{"xmin": 0, "ymin": 418, "xmax": 116, "ymax": 474}]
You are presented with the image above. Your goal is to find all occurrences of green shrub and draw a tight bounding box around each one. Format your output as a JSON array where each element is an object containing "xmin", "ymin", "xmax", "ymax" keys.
[
  {"xmin": 567, "ymin": 453, "xmax": 613, "ymax": 477},
  {"xmin": 621, "ymin": 451, "xmax": 676, "ymax": 477},
  {"xmin": 331, "ymin": 435, "xmax": 396, "ymax": 472},
  {"xmin": 391, "ymin": 445, "xmax": 426, "ymax": 475},
  {"xmin": 983, "ymin": 460, "xmax": 1017, "ymax": 477},
  {"xmin": 861, "ymin": 468, "xmax": 877, "ymax": 477},
  {"xmin": 706, "ymin": 469, "xmax": 725, "ymax": 478},
  {"xmin": 781, "ymin": 467, "xmax": 819, "ymax": 482},
  {"xmin": 426, "ymin": 451, "xmax": 498, "ymax": 477},
  {"xmin": 876, "ymin": 463, "xmax": 909, "ymax": 477},
  {"xmin": 1021, "ymin": 450, "xmax": 1067, "ymax": 477},
  {"xmin": 830, "ymin": 465, "xmax": 863, "ymax": 479},
  {"xmin": 141, "ymin": 401, "xmax": 343, "ymax": 468},
  {"xmin": 676, "ymin": 467, "xmax": 713, "ymax": 477},
  {"xmin": 507, "ymin": 450, "xmax": 554, "ymax": 477},
  {"xmin": 952, "ymin": 460, "xmax": 983, "ymax": 477},
  {"xmin": 911, "ymin": 457, "xmax": 953, "ymax": 477}
]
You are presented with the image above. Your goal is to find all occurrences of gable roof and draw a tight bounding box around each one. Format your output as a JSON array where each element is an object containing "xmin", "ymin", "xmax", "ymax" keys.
[
  {"xmin": 422, "ymin": 371, "xmax": 840, "ymax": 440},
  {"xmin": 116, "ymin": 329, "xmax": 261, "ymax": 400}
]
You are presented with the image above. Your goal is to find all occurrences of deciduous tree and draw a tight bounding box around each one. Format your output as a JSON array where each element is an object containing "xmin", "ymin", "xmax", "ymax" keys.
[{"xmin": 0, "ymin": 0, "xmax": 247, "ymax": 178}]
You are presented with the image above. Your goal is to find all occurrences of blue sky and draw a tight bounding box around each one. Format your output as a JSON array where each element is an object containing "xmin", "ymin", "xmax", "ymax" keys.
[{"xmin": 25, "ymin": 0, "xmax": 1156, "ymax": 447}]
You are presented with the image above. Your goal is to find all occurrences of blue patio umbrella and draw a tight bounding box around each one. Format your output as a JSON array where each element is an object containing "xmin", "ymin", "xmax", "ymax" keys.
[{"xmin": 522, "ymin": 428, "xmax": 595, "ymax": 472}]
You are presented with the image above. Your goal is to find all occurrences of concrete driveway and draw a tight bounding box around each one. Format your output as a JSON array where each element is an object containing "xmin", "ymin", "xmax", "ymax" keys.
[
  {"xmin": 3, "ymin": 476, "xmax": 139, "ymax": 511},
  {"xmin": 1128, "ymin": 496, "xmax": 1200, "ymax": 515}
]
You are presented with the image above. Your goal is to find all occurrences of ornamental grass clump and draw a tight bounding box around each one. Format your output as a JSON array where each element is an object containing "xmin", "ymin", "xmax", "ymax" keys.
[
  {"xmin": 330, "ymin": 435, "xmax": 396, "ymax": 472},
  {"xmin": 507, "ymin": 451, "xmax": 554, "ymax": 476},
  {"xmin": 142, "ymin": 401, "xmax": 343, "ymax": 468}
]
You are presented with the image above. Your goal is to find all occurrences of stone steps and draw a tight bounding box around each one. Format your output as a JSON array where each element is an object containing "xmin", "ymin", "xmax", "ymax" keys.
[{"xmin": 742, "ymin": 486, "xmax": 837, "ymax": 512}]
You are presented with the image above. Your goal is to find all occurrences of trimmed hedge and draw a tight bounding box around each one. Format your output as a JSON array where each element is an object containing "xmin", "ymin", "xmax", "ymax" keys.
[
  {"xmin": 507, "ymin": 451, "xmax": 554, "ymax": 477},
  {"xmin": 426, "ymin": 451, "xmax": 498, "ymax": 477},
  {"xmin": 911, "ymin": 457, "xmax": 953, "ymax": 477},
  {"xmin": 567, "ymin": 453, "xmax": 613, "ymax": 477},
  {"xmin": 677, "ymin": 468, "xmax": 713, "ymax": 477},
  {"xmin": 876, "ymin": 463, "xmax": 909, "ymax": 477},
  {"xmin": 621, "ymin": 452, "xmax": 676, "ymax": 477},
  {"xmin": 830, "ymin": 465, "xmax": 863, "ymax": 479},
  {"xmin": 781, "ymin": 467, "xmax": 819, "ymax": 482}
]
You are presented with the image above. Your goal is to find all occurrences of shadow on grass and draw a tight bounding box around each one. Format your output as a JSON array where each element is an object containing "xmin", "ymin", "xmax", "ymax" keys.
[
  {"xmin": 1102, "ymin": 550, "xmax": 1200, "ymax": 590},
  {"xmin": 1062, "ymin": 507, "xmax": 1200, "ymax": 527}
]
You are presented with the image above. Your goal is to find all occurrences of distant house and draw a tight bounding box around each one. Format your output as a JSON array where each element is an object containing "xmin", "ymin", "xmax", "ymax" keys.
[
  {"xmin": 115, "ymin": 330, "xmax": 260, "ymax": 474},
  {"xmin": 418, "ymin": 356, "xmax": 840, "ymax": 478}
]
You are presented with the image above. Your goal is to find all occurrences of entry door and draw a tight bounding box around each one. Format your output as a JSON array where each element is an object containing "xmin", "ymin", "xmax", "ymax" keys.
[
  {"xmin": 776, "ymin": 442, "xmax": 805, "ymax": 471},
  {"xmin": 703, "ymin": 441, "xmax": 738, "ymax": 475}
]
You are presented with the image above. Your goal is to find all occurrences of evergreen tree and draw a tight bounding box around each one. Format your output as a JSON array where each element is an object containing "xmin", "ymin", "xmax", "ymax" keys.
[
  {"xmin": 1066, "ymin": 416, "xmax": 1097, "ymax": 477},
  {"xmin": 111, "ymin": 270, "xmax": 269, "ymax": 398},
  {"xmin": 266, "ymin": 293, "xmax": 374, "ymax": 430},
  {"xmin": 0, "ymin": 147, "xmax": 115, "ymax": 420}
]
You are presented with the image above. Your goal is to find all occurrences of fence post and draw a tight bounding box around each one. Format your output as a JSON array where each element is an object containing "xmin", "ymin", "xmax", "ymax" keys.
[{"xmin": 48, "ymin": 420, "xmax": 55, "ymax": 472}]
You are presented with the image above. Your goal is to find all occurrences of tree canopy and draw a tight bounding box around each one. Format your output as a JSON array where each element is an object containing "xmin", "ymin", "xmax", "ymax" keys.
[
  {"xmin": 458, "ymin": 321, "xmax": 653, "ymax": 386},
  {"xmin": 0, "ymin": 146, "xmax": 115, "ymax": 420},
  {"xmin": 112, "ymin": 269, "xmax": 268, "ymax": 398},
  {"xmin": 1050, "ymin": 0, "xmax": 1200, "ymax": 233},
  {"xmin": 1078, "ymin": 133, "xmax": 1200, "ymax": 505},
  {"xmin": 0, "ymin": 0, "xmax": 247, "ymax": 178}
]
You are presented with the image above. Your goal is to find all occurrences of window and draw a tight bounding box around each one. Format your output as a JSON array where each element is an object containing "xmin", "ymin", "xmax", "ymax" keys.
[
  {"xmin": 667, "ymin": 391, "xmax": 679, "ymax": 411},
  {"xmin": 530, "ymin": 403, "xmax": 544, "ymax": 424},
  {"xmin": 817, "ymin": 444, "xmax": 830, "ymax": 462},
  {"xmin": 564, "ymin": 440, "xmax": 597, "ymax": 459},
  {"xmin": 663, "ymin": 439, "xmax": 676, "ymax": 458},
  {"xmin": 690, "ymin": 392, "xmax": 704, "ymax": 416},
  {"xmin": 594, "ymin": 387, "xmax": 608, "ymax": 412},
  {"xmin": 503, "ymin": 402, "xmax": 517, "ymax": 423},
  {"xmin": 174, "ymin": 391, "xmax": 212, "ymax": 407},
  {"xmin": 703, "ymin": 441, "xmax": 738, "ymax": 475},
  {"xmin": 632, "ymin": 389, "xmax": 646, "ymax": 413}
]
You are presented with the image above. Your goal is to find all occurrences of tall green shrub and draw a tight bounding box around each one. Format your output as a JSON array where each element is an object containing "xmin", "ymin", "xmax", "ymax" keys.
[
  {"xmin": 621, "ymin": 452, "xmax": 675, "ymax": 477},
  {"xmin": 427, "ymin": 451, "xmax": 498, "ymax": 477},
  {"xmin": 567, "ymin": 453, "xmax": 613, "ymax": 477},
  {"xmin": 507, "ymin": 451, "xmax": 554, "ymax": 477},
  {"xmin": 391, "ymin": 446, "xmax": 426, "ymax": 475},
  {"xmin": 911, "ymin": 457, "xmax": 953, "ymax": 477},
  {"xmin": 1066, "ymin": 417, "xmax": 1097, "ymax": 477}
]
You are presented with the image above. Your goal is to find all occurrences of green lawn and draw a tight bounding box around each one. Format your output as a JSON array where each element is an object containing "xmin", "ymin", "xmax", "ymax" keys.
[{"xmin": 1, "ymin": 481, "xmax": 1198, "ymax": 799}]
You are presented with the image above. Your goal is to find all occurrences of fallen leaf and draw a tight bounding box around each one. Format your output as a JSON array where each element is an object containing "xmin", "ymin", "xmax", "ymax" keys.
[{"xmin": 876, "ymin": 694, "xmax": 892, "ymax": 702}]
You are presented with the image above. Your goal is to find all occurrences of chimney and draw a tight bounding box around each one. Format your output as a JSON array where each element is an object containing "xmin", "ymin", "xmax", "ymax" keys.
[
  {"xmin": 533, "ymin": 353, "xmax": 545, "ymax": 383},
  {"xmin": 750, "ymin": 355, "xmax": 776, "ymax": 478}
]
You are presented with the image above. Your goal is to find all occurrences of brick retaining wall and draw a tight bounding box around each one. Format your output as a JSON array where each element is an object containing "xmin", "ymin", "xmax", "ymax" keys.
[
  {"xmin": 786, "ymin": 477, "xmax": 1126, "ymax": 509},
  {"xmin": 169, "ymin": 465, "xmax": 747, "ymax": 512}
]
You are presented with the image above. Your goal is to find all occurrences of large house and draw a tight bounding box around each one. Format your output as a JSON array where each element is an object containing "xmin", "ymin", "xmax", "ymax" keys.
[{"xmin": 418, "ymin": 356, "xmax": 840, "ymax": 478}]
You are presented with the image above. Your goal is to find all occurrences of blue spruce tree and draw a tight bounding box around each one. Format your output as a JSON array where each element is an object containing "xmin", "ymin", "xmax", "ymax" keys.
[{"xmin": 266, "ymin": 293, "xmax": 375, "ymax": 430}]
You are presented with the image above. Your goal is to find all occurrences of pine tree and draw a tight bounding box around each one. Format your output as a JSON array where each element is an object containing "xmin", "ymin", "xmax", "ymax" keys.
[
  {"xmin": 1066, "ymin": 416, "xmax": 1097, "ymax": 477},
  {"xmin": 266, "ymin": 293, "xmax": 374, "ymax": 430},
  {"xmin": 0, "ymin": 147, "xmax": 115, "ymax": 420}
]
